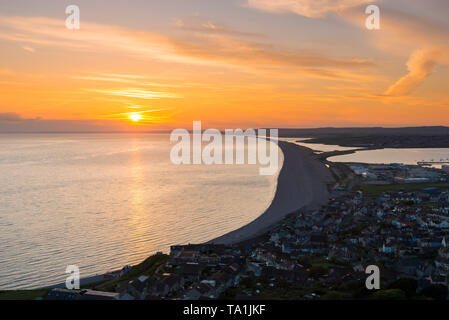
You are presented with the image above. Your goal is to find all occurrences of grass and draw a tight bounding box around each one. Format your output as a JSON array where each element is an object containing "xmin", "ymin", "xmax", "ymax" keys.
[
  {"xmin": 80, "ymin": 279, "xmax": 110, "ymax": 289},
  {"xmin": 0, "ymin": 289, "xmax": 49, "ymax": 300},
  {"xmin": 360, "ymin": 182, "xmax": 449, "ymax": 197},
  {"xmin": 96, "ymin": 254, "xmax": 169, "ymax": 292},
  {"xmin": 119, "ymin": 254, "xmax": 169, "ymax": 281}
]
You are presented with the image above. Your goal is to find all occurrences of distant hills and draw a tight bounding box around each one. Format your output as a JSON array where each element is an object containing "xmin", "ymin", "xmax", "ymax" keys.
[
  {"xmin": 273, "ymin": 126, "xmax": 449, "ymax": 149},
  {"xmin": 275, "ymin": 126, "xmax": 449, "ymax": 137}
]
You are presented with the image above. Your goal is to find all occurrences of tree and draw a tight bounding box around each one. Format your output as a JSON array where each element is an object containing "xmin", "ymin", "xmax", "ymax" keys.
[{"xmin": 420, "ymin": 284, "xmax": 448, "ymax": 301}]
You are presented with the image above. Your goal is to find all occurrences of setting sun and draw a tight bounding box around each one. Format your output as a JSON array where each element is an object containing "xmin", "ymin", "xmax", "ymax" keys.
[{"xmin": 129, "ymin": 113, "xmax": 143, "ymax": 122}]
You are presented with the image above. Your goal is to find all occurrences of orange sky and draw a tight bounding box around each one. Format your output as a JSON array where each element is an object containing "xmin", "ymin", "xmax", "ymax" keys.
[{"xmin": 0, "ymin": 0, "xmax": 448, "ymax": 131}]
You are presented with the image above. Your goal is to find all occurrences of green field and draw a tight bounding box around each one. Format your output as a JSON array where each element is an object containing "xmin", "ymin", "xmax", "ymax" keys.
[{"xmin": 95, "ymin": 253, "xmax": 169, "ymax": 292}]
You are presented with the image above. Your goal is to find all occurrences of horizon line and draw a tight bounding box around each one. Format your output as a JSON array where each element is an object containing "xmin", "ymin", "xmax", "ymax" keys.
[{"xmin": 1, "ymin": 125, "xmax": 449, "ymax": 134}]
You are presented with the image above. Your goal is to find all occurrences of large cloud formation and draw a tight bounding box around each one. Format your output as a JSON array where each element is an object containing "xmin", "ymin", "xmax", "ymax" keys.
[
  {"xmin": 247, "ymin": 1, "xmax": 449, "ymax": 97},
  {"xmin": 246, "ymin": 0, "xmax": 374, "ymax": 18},
  {"xmin": 385, "ymin": 48, "xmax": 442, "ymax": 96}
]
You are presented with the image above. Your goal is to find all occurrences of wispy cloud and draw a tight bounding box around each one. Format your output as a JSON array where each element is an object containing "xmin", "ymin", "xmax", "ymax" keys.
[
  {"xmin": 106, "ymin": 109, "xmax": 166, "ymax": 117},
  {"xmin": 0, "ymin": 16, "xmax": 375, "ymax": 81},
  {"xmin": 385, "ymin": 48, "xmax": 442, "ymax": 96},
  {"xmin": 0, "ymin": 16, "xmax": 187, "ymax": 62},
  {"xmin": 245, "ymin": 0, "xmax": 374, "ymax": 18},
  {"xmin": 87, "ymin": 88, "xmax": 181, "ymax": 99},
  {"xmin": 169, "ymin": 32, "xmax": 375, "ymax": 80},
  {"xmin": 21, "ymin": 45, "xmax": 35, "ymax": 53},
  {"xmin": 73, "ymin": 73, "xmax": 190, "ymax": 88},
  {"xmin": 73, "ymin": 75, "xmax": 137, "ymax": 84},
  {"xmin": 0, "ymin": 111, "xmax": 176, "ymax": 132},
  {"xmin": 175, "ymin": 19, "xmax": 264, "ymax": 37},
  {"xmin": 0, "ymin": 112, "xmax": 25, "ymax": 121},
  {"xmin": 340, "ymin": 3, "xmax": 449, "ymax": 96},
  {"xmin": 100, "ymin": 73, "xmax": 147, "ymax": 80},
  {"xmin": 343, "ymin": 5, "xmax": 449, "ymax": 54},
  {"xmin": 104, "ymin": 108, "xmax": 176, "ymax": 125}
]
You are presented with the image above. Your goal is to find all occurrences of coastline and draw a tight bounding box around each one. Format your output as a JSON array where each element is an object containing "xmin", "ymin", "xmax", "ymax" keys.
[
  {"xmin": 40, "ymin": 140, "xmax": 335, "ymax": 290},
  {"xmin": 209, "ymin": 140, "xmax": 335, "ymax": 245}
]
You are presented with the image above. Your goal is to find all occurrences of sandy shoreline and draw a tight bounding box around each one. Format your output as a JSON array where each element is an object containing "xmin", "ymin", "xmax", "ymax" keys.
[{"xmin": 209, "ymin": 140, "xmax": 334, "ymax": 245}]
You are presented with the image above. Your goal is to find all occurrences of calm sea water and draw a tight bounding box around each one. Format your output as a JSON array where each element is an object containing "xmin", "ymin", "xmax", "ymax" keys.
[
  {"xmin": 329, "ymin": 148, "xmax": 449, "ymax": 168},
  {"xmin": 0, "ymin": 134, "xmax": 280, "ymax": 289},
  {"xmin": 280, "ymin": 138, "xmax": 449, "ymax": 168}
]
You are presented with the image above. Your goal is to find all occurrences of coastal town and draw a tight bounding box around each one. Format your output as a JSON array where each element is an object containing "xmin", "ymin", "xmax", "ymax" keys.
[{"xmin": 41, "ymin": 160, "xmax": 449, "ymax": 300}]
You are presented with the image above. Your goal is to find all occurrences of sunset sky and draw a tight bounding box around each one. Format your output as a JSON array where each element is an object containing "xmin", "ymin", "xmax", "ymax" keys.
[{"xmin": 0, "ymin": 0, "xmax": 448, "ymax": 131}]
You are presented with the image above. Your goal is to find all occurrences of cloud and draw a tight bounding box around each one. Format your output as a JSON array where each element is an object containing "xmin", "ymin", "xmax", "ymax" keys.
[
  {"xmin": 385, "ymin": 48, "xmax": 442, "ymax": 96},
  {"xmin": 0, "ymin": 16, "xmax": 375, "ymax": 81},
  {"xmin": 342, "ymin": 5, "xmax": 449, "ymax": 54},
  {"xmin": 73, "ymin": 73, "xmax": 191, "ymax": 88},
  {"xmin": 169, "ymin": 32, "xmax": 375, "ymax": 80},
  {"xmin": 22, "ymin": 46, "xmax": 35, "ymax": 53},
  {"xmin": 246, "ymin": 0, "xmax": 374, "ymax": 18},
  {"xmin": 87, "ymin": 88, "xmax": 181, "ymax": 99},
  {"xmin": 0, "ymin": 112, "xmax": 24, "ymax": 121},
  {"xmin": 103, "ymin": 108, "xmax": 174, "ymax": 124},
  {"xmin": 0, "ymin": 113, "xmax": 167, "ymax": 132},
  {"xmin": 339, "ymin": 3, "xmax": 449, "ymax": 96},
  {"xmin": 174, "ymin": 19, "xmax": 263, "ymax": 37},
  {"xmin": 0, "ymin": 16, "xmax": 184, "ymax": 62},
  {"xmin": 106, "ymin": 109, "xmax": 166, "ymax": 117}
]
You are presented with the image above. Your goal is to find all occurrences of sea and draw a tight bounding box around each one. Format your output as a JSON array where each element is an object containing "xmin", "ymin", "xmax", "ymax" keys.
[
  {"xmin": 0, "ymin": 133, "xmax": 280, "ymax": 289},
  {"xmin": 288, "ymin": 138, "xmax": 449, "ymax": 168}
]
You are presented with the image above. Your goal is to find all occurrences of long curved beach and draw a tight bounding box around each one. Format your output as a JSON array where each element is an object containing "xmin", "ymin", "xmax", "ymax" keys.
[{"xmin": 209, "ymin": 140, "xmax": 335, "ymax": 245}]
